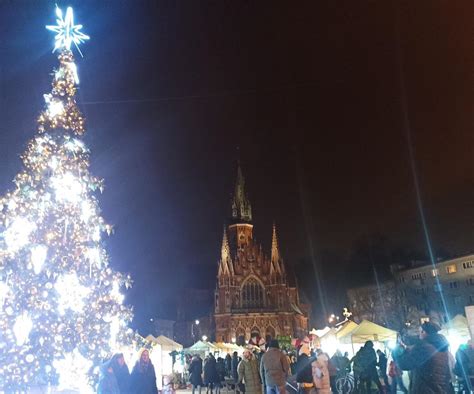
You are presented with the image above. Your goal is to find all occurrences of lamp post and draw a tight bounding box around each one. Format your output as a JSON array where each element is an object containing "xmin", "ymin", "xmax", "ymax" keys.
[
  {"xmin": 192, "ymin": 319, "xmax": 200, "ymax": 343},
  {"xmin": 202, "ymin": 335, "xmax": 208, "ymax": 342}
]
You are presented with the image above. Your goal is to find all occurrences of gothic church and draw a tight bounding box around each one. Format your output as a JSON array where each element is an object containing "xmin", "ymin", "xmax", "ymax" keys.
[{"xmin": 214, "ymin": 166, "xmax": 308, "ymax": 344}]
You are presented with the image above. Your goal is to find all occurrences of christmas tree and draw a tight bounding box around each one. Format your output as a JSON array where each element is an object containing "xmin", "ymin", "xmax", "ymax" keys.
[{"xmin": 0, "ymin": 7, "xmax": 133, "ymax": 392}]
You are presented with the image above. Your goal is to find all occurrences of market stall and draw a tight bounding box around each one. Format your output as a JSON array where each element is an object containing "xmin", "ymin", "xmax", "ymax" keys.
[
  {"xmin": 145, "ymin": 335, "xmax": 184, "ymax": 390},
  {"xmin": 185, "ymin": 340, "xmax": 219, "ymax": 357},
  {"xmin": 214, "ymin": 342, "xmax": 243, "ymax": 357},
  {"xmin": 338, "ymin": 320, "xmax": 397, "ymax": 353}
]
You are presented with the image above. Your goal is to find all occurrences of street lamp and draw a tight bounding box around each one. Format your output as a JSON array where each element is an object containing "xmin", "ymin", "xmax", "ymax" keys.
[
  {"xmin": 202, "ymin": 335, "xmax": 208, "ymax": 342},
  {"xmin": 192, "ymin": 320, "xmax": 200, "ymax": 343},
  {"xmin": 231, "ymin": 337, "xmax": 236, "ymax": 344}
]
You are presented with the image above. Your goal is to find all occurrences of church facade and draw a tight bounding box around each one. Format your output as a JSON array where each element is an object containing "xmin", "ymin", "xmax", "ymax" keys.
[{"xmin": 214, "ymin": 166, "xmax": 308, "ymax": 344}]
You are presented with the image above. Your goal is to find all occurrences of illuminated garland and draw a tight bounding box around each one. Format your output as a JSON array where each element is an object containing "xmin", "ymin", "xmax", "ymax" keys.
[{"xmin": 0, "ymin": 8, "xmax": 133, "ymax": 392}]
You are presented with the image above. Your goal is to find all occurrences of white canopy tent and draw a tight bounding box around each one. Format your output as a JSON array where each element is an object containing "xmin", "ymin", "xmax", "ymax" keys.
[
  {"xmin": 185, "ymin": 340, "xmax": 219, "ymax": 357},
  {"xmin": 338, "ymin": 320, "xmax": 397, "ymax": 353},
  {"xmin": 145, "ymin": 335, "xmax": 184, "ymax": 390}
]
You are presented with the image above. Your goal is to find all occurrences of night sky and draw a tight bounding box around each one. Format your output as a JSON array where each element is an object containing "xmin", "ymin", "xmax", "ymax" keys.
[{"xmin": 0, "ymin": 1, "xmax": 472, "ymax": 330}]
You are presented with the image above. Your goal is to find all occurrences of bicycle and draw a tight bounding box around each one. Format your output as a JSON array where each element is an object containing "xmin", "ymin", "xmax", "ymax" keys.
[{"xmin": 335, "ymin": 373, "xmax": 355, "ymax": 394}]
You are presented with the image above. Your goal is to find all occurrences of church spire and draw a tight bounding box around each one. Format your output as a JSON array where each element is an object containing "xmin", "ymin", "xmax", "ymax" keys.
[
  {"xmin": 221, "ymin": 226, "xmax": 230, "ymax": 263},
  {"xmin": 231, "ymin": 163, "xmax": 252, "ymax": 223},
  {"xmin": 271, "ymin": 223, "xmax": 285, "ymax": 275},
  {"xmin": 271, "ymin": 223, "xmax": 280, "ymax": 264},
  {"xmin": 218, "ymin": 226, "xmax": 233, "ymax": 276}
]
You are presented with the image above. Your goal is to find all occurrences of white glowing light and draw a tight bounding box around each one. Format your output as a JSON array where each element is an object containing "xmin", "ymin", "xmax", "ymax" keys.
[
  {"xmin": 8, "ymin": 199, "xmax": 17, "ymax": 210},
  {"xmin": 51, "ymin": 172, "xmax": 83, "ymax": 203},
  {"xmin": 55, "ymin": 274, "xmax": 91, "ymax": 314},
  {"xmin": 44, "ymin": 94, "xmax": 64, "ymax": 117},
  {"xmin": 67, "ymin": 62, "xmax": 80, "ymax": 84},
  {"xmin": 111, "ymin": 281, "xmax": 124, "ymax": 303},
  {"xmin": 65, "ymin": 138, "xmax": 86, "ymax": 152},
  {"xmin": 49, "ymin": 101, "xmax": 64, "ymax": 117},
  {"xmin": 86, "ymin": 247, "xmax": 101, "ymax": 269},
  {"xmin": 387, "ymin": 340, "xmax": 397, "ymax": 350},
  {"xmin": 3, "ymin": 217, "xmax": 36, "ymax": 252},
  {"xmin": 49, "ymin": 156, "xmax": 59, "ymax": 170},
  {"xmin": 13, "ymin": 312, "xmax": 33, "ymax": 346},
  {"xmin": 53, "ymin": 349, "xmax": 93, "ymax": 393},
  {"xmin": 92, "ymin": 226, "xmax": 101, "ymax": 242},
  {"xmin": 109, "ymin": 315, "xmax": 121, "ymax": 350},
  {"xmin": 80, "ymin": 201, "xmax": 94, "ymax": 222},
  {"xmin": 31, "ymin": 245, "xmax": 48, "ymax": 274},
  {"xmin": 0, "ymin": 282, "xmax": 9, "ymax": 308},
  {"xmin": 46, "ymin": 6, "xmax": 90, "ymax": 55}
]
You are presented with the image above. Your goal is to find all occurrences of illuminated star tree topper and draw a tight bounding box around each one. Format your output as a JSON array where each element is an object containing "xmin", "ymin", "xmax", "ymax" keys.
[{"xmin": 46, "ymin": 6, "xmax": 90, "ymax": 56}]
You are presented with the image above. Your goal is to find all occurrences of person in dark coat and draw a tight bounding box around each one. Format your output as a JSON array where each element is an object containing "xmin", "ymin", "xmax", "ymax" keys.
[
  {"xmin": 216, "ymin": 357, "xmax": 226, "ymax": 393},
  {"xmin": 189, "ymin": 355, "xmax": 204, "ymax": 394},
  {"xmin": 376, "ymin": 349, "xmax": 389, "ymax": 388},
  {"xmin": 231, "ymin": 351, "xmax": 240, "ymax": 382},
  {"xmin": 295, "ymin": 344, "xmax": 315, "ymax": 394},
  {"xmin": 97, "ymin": 353, "xmax": 128, "ymax": 394},
  {"xmin": 225, "ymin": 354, "xmax": 232, "ymax": 377},
  {"xmin": 130, "ymin": 348, "xmax": 158, "ymax": 394},
  {"xmin": 356, "ymin": 341, "xmax": 383, "ymax": 394},
  {"xmin": 394, "ymin": 321, "xmax": 454, "ymax": 394},
  {"xmin": 204, "ymin": 354, "xmax": 219, "ymax": 394}
]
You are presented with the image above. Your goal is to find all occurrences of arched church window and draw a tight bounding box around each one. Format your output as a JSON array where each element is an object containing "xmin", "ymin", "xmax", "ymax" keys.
[
  {"xmin": 265, "ymin": 326, "xmax": 276, "ymax": 343},
  {"xmin": 241, "ymin": 278, "xmax": 264, "ymax": 308}
]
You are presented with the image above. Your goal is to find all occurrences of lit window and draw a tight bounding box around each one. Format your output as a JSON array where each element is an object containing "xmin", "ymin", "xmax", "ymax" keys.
[
  {"xmin": 463, "ymin": 261, "xmax": 474, "ymax": 269},
  {"xmin": 431, "ymin": 269, "xmax": 439, "ymax": 277},
  {"xmin": 446, "ymin": 264, "xmax": 457, "ymax": 274},
  {"xmin": 420, "ymin": 317, "xmax": 430, "ymax": 324}
]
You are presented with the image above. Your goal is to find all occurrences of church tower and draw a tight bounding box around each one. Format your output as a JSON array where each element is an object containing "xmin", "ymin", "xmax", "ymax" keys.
[
  {"xmin": 229, "ymin": 164, "xmax": 253, "ymax": 250},
  {"xmin": 214, "ymin": 164, "xmax": 308, "ymax": 344}
]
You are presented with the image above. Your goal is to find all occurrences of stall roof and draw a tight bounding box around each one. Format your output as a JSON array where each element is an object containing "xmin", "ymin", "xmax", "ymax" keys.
[
  {"xmin": 185, "ymin": 340, "xmax": 219, "ymax": 353},
  {"xmin": 156, "ymin": 335, "xmax": 183, "ymax": 351},
  {"xmin": 336, "ymin": 321, "xmax": 359, "ymax": 340},
  {"xmin": 338, "ymin": 320, "xmax": 397, "ymax": 344}
]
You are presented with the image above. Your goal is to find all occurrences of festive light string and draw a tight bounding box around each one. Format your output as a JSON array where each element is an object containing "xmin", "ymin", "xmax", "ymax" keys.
[{"xmin": 0, "ymin": 6, "xmax": 133, "ymax": 391}]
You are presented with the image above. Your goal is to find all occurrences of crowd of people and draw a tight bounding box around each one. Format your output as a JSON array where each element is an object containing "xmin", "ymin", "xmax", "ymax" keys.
[
  {"xmin": 96, "ymin": 321, "xmax": 474, "ymax": 393},
  {"xmin": 185, "ymin": 323, "xmax": 474, "ymax": 394}
]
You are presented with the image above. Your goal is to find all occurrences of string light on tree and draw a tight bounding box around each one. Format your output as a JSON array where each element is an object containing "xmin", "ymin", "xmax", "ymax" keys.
[{"xmin": 0, "ymin": 6, "xmax": 133, "ymax": 392}]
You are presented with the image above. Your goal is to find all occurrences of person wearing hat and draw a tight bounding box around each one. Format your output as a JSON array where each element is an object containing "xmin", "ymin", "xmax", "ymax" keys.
[
  {"xmin": 238, "ymin": 348, "xmax": 262, "ymax": 394},
  {"xmin": 260, "ymin": 340, "xmax": 290, "ymax": 394},
  {"xmin": 394, "ymin": 321, "xmax": 454, "ymax": 394}
]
